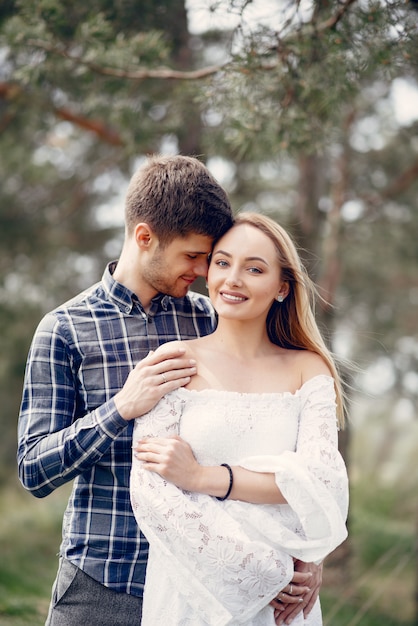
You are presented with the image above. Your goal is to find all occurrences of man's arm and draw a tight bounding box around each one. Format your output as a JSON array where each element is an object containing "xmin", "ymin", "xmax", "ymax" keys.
[
  {"xmin": 18, "ymin": 319, "xmax": 197, "ymax": 498},
  {"xmin": 17, "ymin": 316, "xmax": 128, "ymax": 497}
]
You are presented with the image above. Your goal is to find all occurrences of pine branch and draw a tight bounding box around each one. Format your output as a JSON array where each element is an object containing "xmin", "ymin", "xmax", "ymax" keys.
[
  {"xmin": 380, "ymin": 159, "xmax": 418, "ymax": 199},
  {"xmin": 316, "ymin": 0, "xmax": 358, "ymax": 32},
  {"xmin": 362, "ymin": 160, "xmax": 418, "ymax": 208},
  {"xmin": 25, "ymin": 1, "xmax": 359, "ymax": 82},
  {"xmin": 0, "ymin": 81, "xmax": 123, "ymax": 145},
  {"xmin": 53, "ymin": 106, "xmax": 123, "ymax": 145},
  {"xmin": 26, "ymin": 39, "xmax": 225, "ymax": 81}
]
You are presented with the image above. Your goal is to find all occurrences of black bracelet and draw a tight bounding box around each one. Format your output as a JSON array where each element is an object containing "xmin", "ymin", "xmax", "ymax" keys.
[{"xmin": 216, "ymin": 463, "xmax": 234, "ymax": 501}]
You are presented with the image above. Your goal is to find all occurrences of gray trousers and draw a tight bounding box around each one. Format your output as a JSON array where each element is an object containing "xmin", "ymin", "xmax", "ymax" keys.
[{"xmin": 45, "ymin": 558, "xmax": 143, "ymax": 626}]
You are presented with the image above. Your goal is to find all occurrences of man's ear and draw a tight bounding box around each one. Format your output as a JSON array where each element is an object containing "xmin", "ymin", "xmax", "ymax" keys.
[{"xmin": 134, "ymin": 223, "xmax": 154, "ymax": 249}]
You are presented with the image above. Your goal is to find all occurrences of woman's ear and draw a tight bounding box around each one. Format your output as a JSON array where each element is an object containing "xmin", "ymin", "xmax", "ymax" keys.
[{"xmin": 277, "ymin": 282, "xmax": 290, "ymax": 301}]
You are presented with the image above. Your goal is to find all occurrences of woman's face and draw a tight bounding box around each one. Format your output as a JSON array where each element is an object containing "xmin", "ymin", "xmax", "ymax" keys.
[{"xmin": 208, "ymin": 223, "xmax": 287, "ymax": 322}]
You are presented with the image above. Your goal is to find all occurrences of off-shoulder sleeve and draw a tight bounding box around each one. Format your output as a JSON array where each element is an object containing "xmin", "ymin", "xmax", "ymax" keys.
[
  {"xmin": 130, "ymin": 393, "xmax": 293, "ymax": 625},
  {"xmin": 238, "ymin": 375, "xmax": 349, "ymax": 564}
]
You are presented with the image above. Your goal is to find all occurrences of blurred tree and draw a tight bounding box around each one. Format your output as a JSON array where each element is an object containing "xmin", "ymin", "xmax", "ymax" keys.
[
  {"xmin": 0, "ymin": 0, "xmax": 416, "ymax": 456},
  {"xmin": 0, "ymin": 0, "xmax": 206, "ymax": 478},
  {"xmin": 1, "ymin": 0, "xmax": 418, "ymax": 620}
]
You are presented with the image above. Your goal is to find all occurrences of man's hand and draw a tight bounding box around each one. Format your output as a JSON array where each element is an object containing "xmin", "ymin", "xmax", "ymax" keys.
[
  {"xmin": 114, "ymin": 347, "xmax": 196, "ymax": 420},
  {"xmin": 270, "ymin": 560, "xmax": 323, "ymax": 625}
]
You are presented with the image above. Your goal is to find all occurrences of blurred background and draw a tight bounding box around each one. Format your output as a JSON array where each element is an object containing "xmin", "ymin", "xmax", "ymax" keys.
[{"xmin": 0, "ymin": 1, "xmax": 417, "ymax": 624}]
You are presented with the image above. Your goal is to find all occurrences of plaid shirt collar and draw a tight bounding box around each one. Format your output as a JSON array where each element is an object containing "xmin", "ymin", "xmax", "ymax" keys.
[{"xmin": 103, "ymin": 261, "xmax": 171, "ymax": 313}]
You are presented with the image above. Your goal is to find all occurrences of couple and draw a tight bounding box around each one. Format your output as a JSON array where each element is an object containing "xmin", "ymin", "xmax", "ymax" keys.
[{"xmin": 18, "ymin": 154, "xmax": 348, "ymax": 626}]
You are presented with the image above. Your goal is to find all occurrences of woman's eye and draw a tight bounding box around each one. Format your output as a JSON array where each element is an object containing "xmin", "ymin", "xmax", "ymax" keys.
[
  {"xmin": 216, "ymin": 260, "xmax": 228, "ymax": 267},
  {"xmin": 248, "ymin": 267, "xmax": 262, "ymax": 274}
]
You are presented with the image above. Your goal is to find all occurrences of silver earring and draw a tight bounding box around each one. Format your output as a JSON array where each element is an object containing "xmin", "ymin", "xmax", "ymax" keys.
[{"xmin": 276, "ymin": 295, "xmax": 284, "ymax": 302}]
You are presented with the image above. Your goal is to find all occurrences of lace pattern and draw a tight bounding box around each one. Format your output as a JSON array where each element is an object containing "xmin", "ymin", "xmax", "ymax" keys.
[{"xmin": 130, "ymin": 375, "xmax": 348, "ymax": 625}]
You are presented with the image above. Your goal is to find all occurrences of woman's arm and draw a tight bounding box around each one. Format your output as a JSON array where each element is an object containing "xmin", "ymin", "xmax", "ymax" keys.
[
  {"xmin": 134, "ymin": 374, "xmax": 348, "ymax": 566},
  {"xmin": 135, "ymin": 434, "xmax": 287, "ymax": 503}
]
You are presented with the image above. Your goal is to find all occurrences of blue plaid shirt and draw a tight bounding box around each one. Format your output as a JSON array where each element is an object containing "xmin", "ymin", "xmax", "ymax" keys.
[{"xmin": 17, "ymin": 262, "xmax": 216, "ymax": 596}]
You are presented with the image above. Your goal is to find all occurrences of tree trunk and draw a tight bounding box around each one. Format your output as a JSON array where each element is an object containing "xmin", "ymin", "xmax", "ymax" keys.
[{"xmin": 169, "ymin": 0, "xmax": 204, "ymax": 156}]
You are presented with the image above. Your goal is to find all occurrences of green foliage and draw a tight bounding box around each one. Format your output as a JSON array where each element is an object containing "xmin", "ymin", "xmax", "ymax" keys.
[
  {"xmin": 0, "ymin": 12, "xmax": 418, "ymax": 621},
  {"xmin": 203, "ymin": 2, "xmax": 418, "ymax": 158},
  {"xmin": 0, "ymin": 482, "xmax": 69, "ymax": 625},
  {"xmin": 1, "ymin": 0, "xmax": 192, "ymax": 160},
  {"xmin": 351, "ymin": 476, "xmax": 413, "ymax": 571},
  {"xmin": 353, "ymin": 510, "xmax": 412, "ymax": 569},
  {"xmin": 0, "ymin": 478, "xmax": 415, "ymax": 626}
]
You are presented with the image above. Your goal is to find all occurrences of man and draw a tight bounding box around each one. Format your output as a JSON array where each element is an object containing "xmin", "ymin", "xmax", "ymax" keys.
[{"xmin": 18, "ymin": 154, "xmax": 320, "ymax": 625}]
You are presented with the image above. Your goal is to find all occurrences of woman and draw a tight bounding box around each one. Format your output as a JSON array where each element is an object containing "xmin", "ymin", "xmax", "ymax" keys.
[{"xmin": 130, "ymin": 213, "xmax": 349, "ymax": 625}]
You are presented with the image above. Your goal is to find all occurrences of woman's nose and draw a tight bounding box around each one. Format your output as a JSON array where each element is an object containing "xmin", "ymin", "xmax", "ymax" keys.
[{"xmin": 225, "ymin": 273, "xmax": 242, "ymax": 287}]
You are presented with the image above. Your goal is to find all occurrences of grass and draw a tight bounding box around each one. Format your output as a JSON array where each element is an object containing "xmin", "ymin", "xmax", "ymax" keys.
[
  {"xmin": 321, "ymin": 481, "xmax": 416, "ymax": 626},
  {"xmin": 0, "ymin": 477, "xmax": 70, "ymax": 626},
  {"xmin": 0, "ymin": 476, "xmax": 416, "ymax": 626}
]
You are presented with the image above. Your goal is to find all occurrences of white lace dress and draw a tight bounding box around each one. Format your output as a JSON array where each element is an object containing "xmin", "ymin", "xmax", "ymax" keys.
[{"xmin": 130, "ymin": 375, "xmax": 348, "ymax": 626}]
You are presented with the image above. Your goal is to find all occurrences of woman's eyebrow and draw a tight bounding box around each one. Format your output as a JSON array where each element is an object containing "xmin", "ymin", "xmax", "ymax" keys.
[
  {"xmin": 212, "ymin": 249, "xmax": 231, "ymax": 257},
  {"xmin": 213, "ymin": 249, "xmax": 269, "ymax": 265}
]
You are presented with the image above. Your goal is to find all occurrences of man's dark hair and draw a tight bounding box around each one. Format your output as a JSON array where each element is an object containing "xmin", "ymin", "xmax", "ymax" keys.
[{"xmin": 125, "ymin": 154, "xmax": 234, "ymax": 245}]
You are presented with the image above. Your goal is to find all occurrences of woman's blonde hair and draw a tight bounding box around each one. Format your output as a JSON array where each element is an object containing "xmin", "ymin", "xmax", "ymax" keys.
[{"xmin": 234, "ymin": 212, "xmax": 345, "ymax": 427}]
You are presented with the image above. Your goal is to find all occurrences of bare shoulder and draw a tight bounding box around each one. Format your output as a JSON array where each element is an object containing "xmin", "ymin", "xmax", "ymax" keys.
[
  {"xmin": 293, "ymin": 349, "xmax": 333, "ymax": 382},
  {"xmin": 154, "ymin": 339, "xmax": 199, "ymax": 360}
]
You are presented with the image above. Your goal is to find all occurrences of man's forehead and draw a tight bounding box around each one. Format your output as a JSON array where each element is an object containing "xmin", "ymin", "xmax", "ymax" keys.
[{"xmin": 171, "ymin": 233, "xmax": 214, "ymax": 253}]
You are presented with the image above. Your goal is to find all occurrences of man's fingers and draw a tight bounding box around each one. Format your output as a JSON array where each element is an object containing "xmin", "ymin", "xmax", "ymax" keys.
[
  {"xmin": 116, "ymin": 348, "xmax": 197, "ymax": 421},
  {"xmin": 271, "ymin": 579, "xmax": 312, "ymax": 624},
  {"xmin": 272, "ymin": 562, "xmax": 323, "ymax": 624},
  {"xmin": 289, "ymin": 570, "xmax": 313, "ymax": 585},
  {"xmin": 274, "ymin": 601, "xmax": 304, "ymax": 625},
  {"xmin": 156, "ymin": 364, "xmax": 196, "ymax": 384},
  {"xmin": 287, "ymin": 583, "xmax": 306, "ymax": 597},
  {"xmin": 303, "ymin": 589, "xmax": 317, "ymax": 617},
  {"xmin": 145, "ymin": 346, "xmax": 186, "ymax": 364},
  {"xmin": 279, "ymin": 582, "xmax": 310, "ymax": 599},
  {"xmin": 140, "ymin": 352, "xmax": 197, "ymax": 382}
]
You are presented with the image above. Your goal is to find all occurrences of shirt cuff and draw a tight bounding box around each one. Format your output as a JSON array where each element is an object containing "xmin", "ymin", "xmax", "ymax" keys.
[{"xmin": 93, "ymin": 398, "xmax": 130, "ymax": 437}]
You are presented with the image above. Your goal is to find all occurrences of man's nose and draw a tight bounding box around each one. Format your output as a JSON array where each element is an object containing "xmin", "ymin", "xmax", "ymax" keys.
[{"xmin": 194, "ymin": 257, "xmax": 210, "ymax": 277}]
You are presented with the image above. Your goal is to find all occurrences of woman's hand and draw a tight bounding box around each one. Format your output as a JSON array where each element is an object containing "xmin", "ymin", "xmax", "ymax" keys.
[
  {"xmin": 270, "ymin": 560, "xmax": 323, "ymax": 625},
  {"xmin": 134, "ymin": 435, "xmax": 201, "ymax": 491}
]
